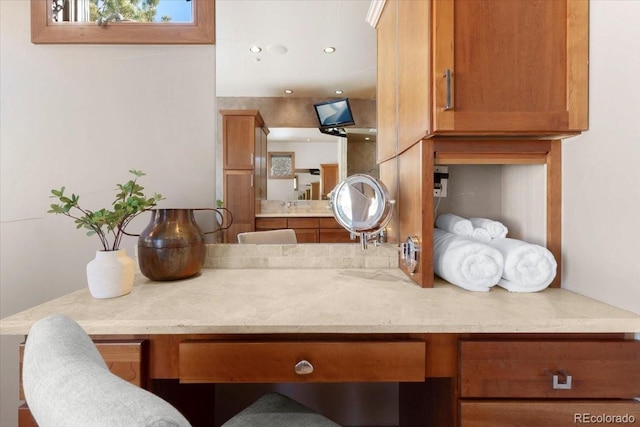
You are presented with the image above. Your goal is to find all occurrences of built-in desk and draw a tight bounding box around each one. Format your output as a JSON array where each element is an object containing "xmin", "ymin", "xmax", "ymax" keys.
[{"xmin": 2, "ymin": 269, "xmax": 639, "ymax": 426}]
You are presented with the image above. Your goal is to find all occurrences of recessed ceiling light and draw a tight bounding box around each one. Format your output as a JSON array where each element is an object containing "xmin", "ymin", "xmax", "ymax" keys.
[
  {"xmin": 335, "ymin": 90, "xmax": 343, "ymax": 95},
  {"xmin": 249, "ymin": 46, "xmax": 262, "ymax": 53},
  {"xmin": 284, "ymin": 89, "xmax": 293, "ymax": 94},
  {"xmin": 323, "ymin": 47, "xmax": 336, "ymax": 53}
]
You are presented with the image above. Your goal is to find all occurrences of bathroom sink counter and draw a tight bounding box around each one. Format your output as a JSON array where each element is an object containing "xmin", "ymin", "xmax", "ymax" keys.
[{"xmin": 2, "ymin": 268, "xmax": 638, "ymax": 335}]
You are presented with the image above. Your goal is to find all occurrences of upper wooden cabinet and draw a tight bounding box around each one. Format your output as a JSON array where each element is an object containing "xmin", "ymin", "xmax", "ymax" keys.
[
  {"xmin": 221, "ymin": 110, "xmax": 266, "ymax": 170},
  {"xmin": 377, "ymin": 0, "xmax": 589, "ymax": 158}
]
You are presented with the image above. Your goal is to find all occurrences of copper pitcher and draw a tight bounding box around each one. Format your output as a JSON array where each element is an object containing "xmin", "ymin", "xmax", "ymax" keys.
[{"xmin": 134, "ymin": 208, "xmax": 230, "ymax": 281}]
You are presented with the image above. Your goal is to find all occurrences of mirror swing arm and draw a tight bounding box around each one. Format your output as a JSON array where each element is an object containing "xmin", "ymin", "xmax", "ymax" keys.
[{"xmin": 31, "ymin": 0, "xmax": 215, "ymax": 44}]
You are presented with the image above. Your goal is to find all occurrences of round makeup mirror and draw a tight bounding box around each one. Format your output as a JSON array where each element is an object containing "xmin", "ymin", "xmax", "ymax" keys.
[{"xmin": 330, "ymin": 174, "xmax": 395, "ymax": 249}]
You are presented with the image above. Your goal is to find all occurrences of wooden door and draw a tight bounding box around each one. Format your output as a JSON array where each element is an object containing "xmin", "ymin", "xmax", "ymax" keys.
[
  {"xmin": 320, "ymin": 163, "xmax": 339, "ymax": 199},
  {"xmin": 376, "ymin": 0, "xmax": 397, "ymax": 163},
  {"xmin": 223, "ymin": 170, "xmax": 255, "ymax": 243},
  {"xmin": 432, "ymin": 0, "xmax": 588, "ymax": 134}
]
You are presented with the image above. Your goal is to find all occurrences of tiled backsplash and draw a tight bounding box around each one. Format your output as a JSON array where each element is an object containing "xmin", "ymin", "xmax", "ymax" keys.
[{"xmin": 205, "ymin": 243, "xmax": 399, "ymax": 269}]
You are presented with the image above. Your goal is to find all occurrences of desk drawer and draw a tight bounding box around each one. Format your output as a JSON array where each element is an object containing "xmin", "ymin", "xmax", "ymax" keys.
[
  {"xmin": 460, "ymin": 341, "xmax": 640, "ymax": 398},
  {"xmin": 179, "ymin": 341, "xmax": 425, "ymax": 383},
  {"xmin": 460, "ymin": 400, "xmax": 640, "ymax": 427}
]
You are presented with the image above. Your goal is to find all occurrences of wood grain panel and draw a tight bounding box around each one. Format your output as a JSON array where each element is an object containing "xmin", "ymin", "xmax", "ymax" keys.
[
  {"xmin": 319, "ymin": 229, "xmax": 353, "ymax": 243},
  {"xmin": 292, "ymin": 228, "xmax": 319, "ymax": 243},
  {"xmin": 255, "ymin": 217, "xmax": 287, "ymax": 229},
  {"xmin": 318, "ymin": 217, "xmax": 342, "ymax": 229},
  {"xmin": 460, "ymin": 341, "xmax": 640, "ymax": 398},
  {"xmin": 460, "ymin": 400, "xmax": 640, "ymax": 427},
  {"xmin": 378, "ymin": 157, "xmax": 400, "ymax": 244},
  {"xmin": 397, "ymin": 0, "xmax": 431, "ymax": 151},
  {"xmin": 288, "ymin": 218, "xmax": 320, "ymax": 229},
  {"xmin": 223, "ymin": 170, "xmax": 255, "ymax": 243},
  {"xmin": 179, "ymin": 341, "xmax": 426, "ymax": 383},
  {"xmin": 376, "ymin": 0, "xmax": 398, "ymax": 163}
]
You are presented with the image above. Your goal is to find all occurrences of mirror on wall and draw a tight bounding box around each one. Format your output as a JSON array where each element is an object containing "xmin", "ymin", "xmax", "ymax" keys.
[{"xmin": 266, "ymin": 127, "xmax": 378, "ymax": 201}]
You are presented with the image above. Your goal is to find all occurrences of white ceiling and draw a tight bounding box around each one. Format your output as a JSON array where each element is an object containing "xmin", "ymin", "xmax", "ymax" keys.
[{"xmin": 215, "ymin": 0, "xmax": 377, "ymax": 99}]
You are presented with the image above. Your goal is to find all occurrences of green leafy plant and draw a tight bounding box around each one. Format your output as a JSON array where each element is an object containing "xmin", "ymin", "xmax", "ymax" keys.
[{"xmin": 48, "ymin": 170, "xmax": 164, "ymax": 251}]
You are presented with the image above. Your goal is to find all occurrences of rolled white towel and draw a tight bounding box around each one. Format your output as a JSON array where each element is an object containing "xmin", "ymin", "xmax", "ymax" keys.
[
  {"xmin": 433, "ymin": 228, "xmax": 504, "ymax": 292},
  {"xmin": 469, "ymin": 217, "xmax": 508, "ymax": 239},
  {"xmin": 488, "ymin": 238, "xmax": 557, "ymax": 292},
  {"xmin": 436, "ymin": 214, "xmax": 473, "ymax": 236},
  {"xmin": 471, "ymin": 227, "xmax": 492, "ymax": 243}
]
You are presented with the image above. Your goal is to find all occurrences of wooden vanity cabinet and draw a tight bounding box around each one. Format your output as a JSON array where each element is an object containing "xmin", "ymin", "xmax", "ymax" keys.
[
  {"xmin": 221, "ymin": 110, "xmax": 268, "ymax": 243},
  {"xmin": 255, "ymin": 217, "xmax": 352, "ymax": 243},
  {"xmin": 459, "ymin": 340, "xmax": 640, "ymax": 426},
  {"xmin": 376, "ymin": 0, "xmax": 589, "ymax": 159}
]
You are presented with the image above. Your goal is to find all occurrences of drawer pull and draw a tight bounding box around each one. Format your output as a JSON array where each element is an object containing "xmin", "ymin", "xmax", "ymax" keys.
[
  {"xmin": 294, "ymin": 360, "xmax": 314, "ymax": 375},
  {"xmin": 545, "ymin": 369, "xmax": 572, "ymax": 390}
]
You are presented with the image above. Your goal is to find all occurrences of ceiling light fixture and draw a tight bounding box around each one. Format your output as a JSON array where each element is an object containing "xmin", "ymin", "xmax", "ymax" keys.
[
  {"xmin": 284, "ymin": 89, "xmax": 293, "ymax": 94},
  {"xmin": 249, "ymin": 46, "xmax": 262, "ymax": 53},
  {"xmin": 335, "ymin": 90, "xmax": 343, "ymax": 95},
  {"xmin": 323, "ymin": 47, "xmax": 336, "ymax": 53}
]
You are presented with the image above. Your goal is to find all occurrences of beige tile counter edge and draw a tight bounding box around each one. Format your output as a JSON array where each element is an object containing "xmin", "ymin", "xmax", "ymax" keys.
[{"xmin": 1, "ymin": 269, "xmax": 639, "ymax": 335}]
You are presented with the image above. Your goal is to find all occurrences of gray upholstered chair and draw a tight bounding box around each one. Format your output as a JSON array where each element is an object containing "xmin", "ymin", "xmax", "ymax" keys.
[
  {"xmin": 22, "ymin": 314, "xmax": 339, "ymax": 427},
  {"xmin": 237, "ymin": 229, "xmax": 298, "ymax": 244}
]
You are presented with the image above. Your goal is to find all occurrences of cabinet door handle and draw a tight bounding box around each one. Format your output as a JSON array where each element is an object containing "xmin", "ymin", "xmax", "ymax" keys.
[
  {"xmin": 250, "ymin": 152, "xmax": 254, "ymax": 166},
  {"xmin": 250, "ymin": 174, "xmax": 254, "ymax": 188},
  {"xmin": 294, "ymin": 360, "xmax": 314, "ymax": 375},
  {"xmin": 443, "ymin": 68, "xmax": 453, "ymax": 110},
  {"xmin": 545, "ymin": 369, "xmax": 572, "ymax": 390}
]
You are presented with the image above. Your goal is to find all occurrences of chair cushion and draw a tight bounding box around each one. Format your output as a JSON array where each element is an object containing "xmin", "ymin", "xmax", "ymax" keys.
[
  {"xmin": 23, "ymin": 314, "xmax": 191, "ymax": 427},
  {"xmin": 221, "ymin": 392, "xmax": 340, "ymax": 427}
]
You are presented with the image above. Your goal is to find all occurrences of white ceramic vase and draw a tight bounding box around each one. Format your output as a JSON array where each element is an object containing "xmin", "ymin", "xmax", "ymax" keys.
[{"xmin": 86, "ymin": 249, "xmax": 135, "ymax": 299}]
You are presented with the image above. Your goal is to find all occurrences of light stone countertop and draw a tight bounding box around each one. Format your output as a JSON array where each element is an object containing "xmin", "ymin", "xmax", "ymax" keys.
[{"xmin": 1, "ymin": 269, "xmax": 639, "ymax": 335}]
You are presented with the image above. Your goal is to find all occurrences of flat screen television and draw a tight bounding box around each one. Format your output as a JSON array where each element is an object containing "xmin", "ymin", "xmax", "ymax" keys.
[{"xmin": 313, "ymin": 98, "xmax": 355, "ymax": 129}]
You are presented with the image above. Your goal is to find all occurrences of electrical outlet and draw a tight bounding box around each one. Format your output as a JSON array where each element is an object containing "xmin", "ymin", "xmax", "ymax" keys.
[{"xmin": 434, "ymin": 166, "xmax": 449, "ymax": 198}]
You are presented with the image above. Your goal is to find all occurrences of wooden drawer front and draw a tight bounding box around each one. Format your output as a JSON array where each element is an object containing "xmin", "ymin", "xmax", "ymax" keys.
[
  {"xmin": 319, "ymin": 229, "xmax": 353, "ymax": 243},
  {"xmin": 460, "ymin": 400, "xmax": 640, "ymax": 427},
  {"xmin": 255, "ymin": 217, "xmax": 287, "ymax": 229},
  {"xmin": 179, "ymin": 341, "xmax": 425, "ymax": 383},
  {"xmin": 319, "ymin": 217, "xmax": 341, "ymax": 229},
  {"xmin": 20, "ymin": 340, "xmax": 145, "ymax": 400},
  {"xmin": 293, "ymin": 228, "xmax": 319, "ymax": 243},
  {"xmin": 287, "ymin": 217, "xmax": 320, "ymax": 229},
  {"xmin": 460, "ymin": 341, "xmax": 640, "ymax": 399}
]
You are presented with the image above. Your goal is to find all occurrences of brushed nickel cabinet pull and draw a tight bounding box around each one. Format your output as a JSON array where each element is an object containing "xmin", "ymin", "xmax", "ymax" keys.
[
  {"xmin": 443, "ymin": 68, "xmax": 453, "ymax": 110},
  {"xmin": 545, "ymin": 369, "xmax": 572, "ymax": 390},
  {"xmin": 250, "ymin": 152, "xmax": 254, "ymax": 165},
  {"xmin": 250, "ymin": 174, "xmax": 254, "ymax": 188},
  {"xmin": 294, "ymin": 360, "xmax": 314, "ymax": 375}
]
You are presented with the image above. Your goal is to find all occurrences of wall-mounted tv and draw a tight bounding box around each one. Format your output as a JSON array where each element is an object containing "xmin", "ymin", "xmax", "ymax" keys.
[{"xmin": 313, "ymin": 98, "xmax": 355, "ymax": 129}]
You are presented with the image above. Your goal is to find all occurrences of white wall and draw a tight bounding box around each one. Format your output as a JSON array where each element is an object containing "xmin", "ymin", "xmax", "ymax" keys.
[
  {"xmin": 0, "ymin": 2, "xmax": 217, "ymax": 426},
  {"xmin": 562, "ymin": 1, "xmax": 640, "ymax": 314}
]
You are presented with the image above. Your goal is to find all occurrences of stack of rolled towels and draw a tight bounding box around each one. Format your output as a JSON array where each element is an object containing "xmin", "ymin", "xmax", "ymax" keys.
[{"xmin": 434, "ymin": 213, "xmax": 557, "ymax": 293}]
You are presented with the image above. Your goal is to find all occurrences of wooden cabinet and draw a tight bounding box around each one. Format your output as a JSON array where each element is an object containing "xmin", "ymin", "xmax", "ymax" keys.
[
  {"xmin": 221, "ymin": 110, "xmax": 268, "ymax": 243},
  {"xmin": 396, "ymin": 138, "xmax": 562, "ymax": 288},
  {"xmin": 179, "ymin": 341, "xmax": 425, "ymax": 383},
  {"xmin": 459, "ymin": 340, "xmax": 640, "ymax": 426},
  {"xmin": 255, "ymin": 216, "xmax": 352, "ymax": 243},
  {"xmin": 377, "ymin": 0, "xmax": 589, "ymax": 159},
  {"xmin": 376, "ymin": 0, "xmax": 397, "ymax": 163},
  {"xmin": 223, "ymin": 170, "xmax": 255, "ymax": 242}
]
